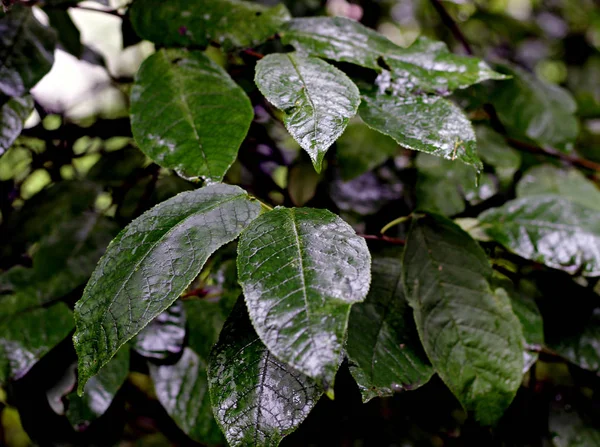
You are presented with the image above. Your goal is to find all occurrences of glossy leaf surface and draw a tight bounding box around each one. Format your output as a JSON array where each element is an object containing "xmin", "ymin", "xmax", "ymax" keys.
[
  {"xmin": 282, "ymin": 17, "xmax": 504, "ymax": 93},
  {"xmin": 491, "ymin": 64, "xmax": 579, "ymax": 151},
  {"xmin": 402, "ymin": 214, "xmax": 523, "ymax": 425},
  {"xmin": 149, "ymin": 300, "xmax": 227, "ymax": 444},
  {"xmin": 66, "ymin": 346, "xmax": 129, "ymax": 429},
  {"xmin": 0, "ymin": 6, "xmax": 56, "ymax": 97},
  {"xmin": 130, "ymin": 0, "xmax": 290, "ymax": 51},
  {"xmin": 208, "ymin": 300, "xmax": 322, "ymax": 447},
  {"xmin": 133, "ymin": 301, "xmax": 186, "ymax": 360},
  {"xmin": 130, "ymin": 49, "xmax": 253, "ymax": 181},
  {"xmin": 73, "ymin": 184, "xmax": 261, "ymax": 393},
  {"xmin": 360, "ymin": 88, "xmax": 482, "ymax": 170},
  {"xmin": 237, "ymin": 207, "xmax": 371, "ymax": 387},
  {"xmin": 347, "ymin": 257, "xmax": 433, "ymax": 402},
  {"xmin": 255, "ymin": 53, "xmax": 360, "ymax": 172},
  {"xmin": 0, "ymin": 95, "xmax": 33, "ymax": 156},
  {"xmin": 480, "ymin": 195, "xmax": 600, "ymax": 276},
  {"xmin": 0, "ymin": 303, "xmax": 73, "ymax": 383}
]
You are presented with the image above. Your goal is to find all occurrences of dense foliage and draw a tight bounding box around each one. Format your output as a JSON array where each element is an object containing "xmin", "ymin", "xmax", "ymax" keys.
[{"xmin": 1, "ymin": 0, "xmax": 600, "ymax": 445}]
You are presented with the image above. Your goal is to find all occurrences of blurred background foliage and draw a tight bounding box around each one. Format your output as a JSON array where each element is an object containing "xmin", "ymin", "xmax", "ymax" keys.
[{"xmin": 1, "ymin": 0, "xmax": 600, "ymax": 445}]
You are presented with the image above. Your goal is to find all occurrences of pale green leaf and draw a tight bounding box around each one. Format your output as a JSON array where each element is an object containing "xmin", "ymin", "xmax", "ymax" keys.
[
  {"xmin": 402, "ymin": 213, "xmax": 523, "ymax": 425},
  {"xmin": 73, "ymin": 184, "xmax": 261, "ymax": 393},
  {"xmin": 237, "ymin": 207, "xmax": 371, "ymax": 388},
  {"xmin": 130, "ymin": 49, "xmax": 253, "ymax": 181},
  {"xmin": 255, "ymin": 53, "xmax": 360, "ymax": 172}
]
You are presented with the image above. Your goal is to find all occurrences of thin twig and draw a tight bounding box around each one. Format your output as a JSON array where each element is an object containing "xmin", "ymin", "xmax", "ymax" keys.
[
  {"xmin": 506, "ymin": 137, "xmax": 600, "ymax": 172},
  {"xmin": 429, "ymin": 0, "xmax": 473, "ymax": 55},
  {"xmin": 70, "ymin": 4, "xmax": 123, "ymax": 17},
  {"xmin": 242, "ymin": 49, "xmax": 265, "ymax": 59},
  {"xmin": 360, "ymin": 234, "xmax": 406, "ymax": 245}
]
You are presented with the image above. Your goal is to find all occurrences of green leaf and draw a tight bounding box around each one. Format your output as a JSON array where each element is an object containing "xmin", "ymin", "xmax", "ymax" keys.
[
  {"xmin": 548, "ymin": 308, "xmax": 600, "ymax": 373},
  {"xmin": 549, "ymin": 400, "xmax": 600, "ymax": 447},
  {"xmin": 45, "ymin": 8, "xmax": 81, "ymax": 58},
  {"xmin": 129, "ymin": 0, "xmax": 290, "ymax": 51},
  {"xmin": 359, "ymin": 87, "xmax": 482, "ymax": 171},
  {"xmin": 415, "ymin": 153, "xmax": 496, "ymax": 216},
  {"xmin": 73, "ymin": 184, "xmax": 261, "ymax": 394},
  {"xmin": 402, "ymin": 213, "xmax": 523, "ymax": 425},
  {"xmin": 255, "ymin": 53, "xmax": 360, "ymax": 172},
  {"xmin": 66, "ymin": 345, "xmax": 129, "ymax": 429},
  {"xmin": 32, "ymin": 213, "xmax": 119, "ymax": 299},
  {"xmin": 0, "ymin": 302, "xmax": 73, "ymax": 383},
  {"xmin": 490, "ymin": 64, "xmax": 579, "ymax": 151},
  {"xmin": 237, "ymin": 207, "xmax": 371, "ymax": 388},
  {"xmin": 479, "ymin": 195, "xmax": 600, "ymax": 276},
  {"xmin": 208, "ymin": 299, "xmax": 322, "ymax": 447},
  {"xmin": 347, "ymin": 256, "xmax": 433, "ymax": 403},
  {"xmin": 475, "ymin": 126, "xmax": 521, "ymax": 185},
  {"xmin": 281, "ymin": 17, "xmax": 504, "ymax": 93},
  {"xmin": 0, "ymin": 5, "xmax": 56, "ymax": 97},
  {"xmin": 516, "ymin": 165, "xmax": 600, "ymax": 211},
  {"xmin": 336, "ymin": 118, "xmax": 398, "ymax": 180},
  {"xmin": 130, "ymin": 49, "xmax": 253, "ymax": 181},
  {"xmin": 0, "ymin": 95, "xmax": 33, "ymax": 156},
  {"xmin": 133, "ymin": 302, "xmax": 186, "ymax": 360},
  {"xmin": 148, "ymin": 300, "xmax": 227, "ymax": 445}
]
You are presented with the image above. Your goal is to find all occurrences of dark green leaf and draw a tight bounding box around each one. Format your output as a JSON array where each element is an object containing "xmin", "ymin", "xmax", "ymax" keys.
[
  {"xmin": 237, "ymin": 207, "xmax": 371, "ymax": 388},
  {"xmin": 66, "ymin": 345, "xmax": 129, "ymax": 429},
  {"xmin": 479, "ymin": 195, "xmax": 600, "ymax": 276},
  {"xmin": 402, "ymin": 214, "xmax": 523, "ymax": 425},
  {"xmin": 0, "ymin": 95, "xmax": 33, "ymax": 156},
  {"xmin": 475, "ymin": 126, "xmax": 521, "ymax": 185},
  {"xmin": 0, "ymin": 5, "xmax": 56, "ymax": 97},
  {"xmin": 133, "ymin": 302, "xmax": 186, "ymax": 360},
  {"xmin": 130, "ymin": 49, "xmax": 253, "ymax": 181},
  {"xmin": 491, "ymin": 64, "xmax": 579, "ymax": 151},
  {"xmin": 73, "ymin": 184, "xmax": 261, "ymax": 393},
  {"xmin": 336, "ymin": 118, "xmax": 398, "ymax": 180},
  {"xmin": 149, "ymin": 300, "xmax": 227, "ymax": 444},
  {"xmin": 415, "ymin": 153, "xmax": 495, "ymax": 216},
  {"xmin": 255, "ymin": 53, "xmax": 360, "ymax": 172},
  {"xmin": 32, "ymin": 212, "xmax": 119, "ymax": 299},
  {"xmin": 0, "ymin": 303, "xmax": 73, "ymax": 383},
  {"xmin": 208, "ymin": 299, "xmax": 322, "ymax": 447},
  {"xmin": 45, "ymin": 8, "xmax": 81, "ymax": 58},
  {"xmin": 359, "ymin": 87, "xmax": 482, "ymax": 171},
  {"xmin": 281, "ymin": 17, "xmax": 504, "ymax": 93},
  {"xmin": 129, "ymin": 0, "xmax": 290, "ymax": 51},
  {"xmin": 516, "ymin": 165, "xmax": 600, "ymax": 211},
  {"xmin": 86, "ymin": 146, "xmax": 148, "ymax": 187},
  {"xmin": 347, "ymin": 257, "xmax": 433, "ymax": 403},
  {"xmin": 548, "ymin": 308, "xmax": 600, "ymax": 373}
]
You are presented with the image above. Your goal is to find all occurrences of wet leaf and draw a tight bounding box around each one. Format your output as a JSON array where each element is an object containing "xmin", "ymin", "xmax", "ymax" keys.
[
  {"xmin": 491, "ymin": 64, "xmax": 579, "ymax": 151},
  {"xmin": 549, "ymin": 400, "xmax": 600, "ymax": 447},
  {"xmin": 479, "ymin": 195, "xmax": 600, "ymax": 276},
  {"xmin": 347, "ymin": 257, "xmax": 433, "ymax": 403},
  {"xmin": 282, "ymin": 17, "xmax": 504, "ymax": 93},
  {"xmin": 0, "ymin": 303, "xmax": 73, "ymax": 383},
  {"xmin": 73, "ymin": 184, "xmax": 262, "ymax": 394},
  {"xmin": 475, "ymin": 126, "xmax": 521, "ymax": 185},
  {"xmin": 336, "ymin": 118, "xmax": 398, "ymax": 180},
  {"xmin": 66, "ymin": 346, "xmax": 129, "ymax": 430},
  {"xmin": 516, "ymin": 165, "xmax": 600, "ymax": 211},
  {"xmin": 360, "ymin": 87, "xmax": 482, "ymax": 171},
  {"xmin": 237, "ymin": 207, "xmax": 371, "ymax": 388},
  {"xmin": 0, "ymin": 95, "xmax": 33, "ymax": 156},
  {"xmin": 0, "ymin": 5, "xmax": 56, "ymax": 97},
  {"xmin": 255, "ymin": 53, "xmax": 360, "ymax": 172},
  {"xmin": 208, "ymin": 299, "xmax": 322, "ymax": 447},
  {"xmin": 148, "ymin": 301, "xmax": 226, "ymax": 444},
  {"xmin": 130, "ymin": 49, "xmax": 253, "ymax": 181},
  {"xmin": 130, "ymin": 0, "xmax": 290, "ymax": 51},
  {"xmin": 402, "ymin": 214, "xmax": 523, "ymax": 425},
  {"xmin": 133, "ymin": 302, "xmax": 186, "ymax": 360}
]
